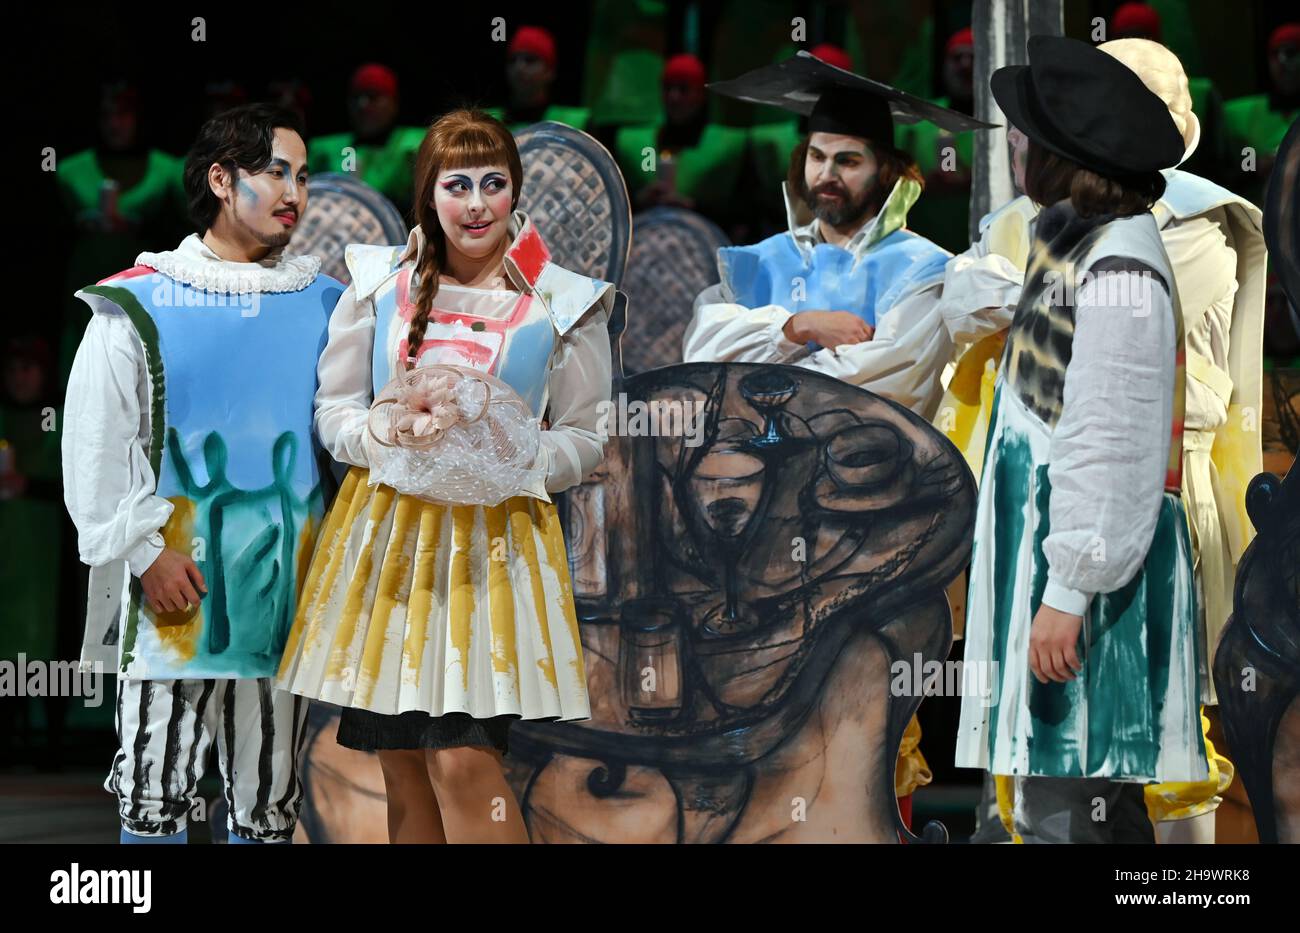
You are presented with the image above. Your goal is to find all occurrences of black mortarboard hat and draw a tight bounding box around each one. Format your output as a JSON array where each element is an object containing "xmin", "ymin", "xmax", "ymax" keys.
[
  {"xmin": 708, "ymin": 50, "xmax": 997, "ymax": 148},
  {"xmin": 991, "ymin": 35, "xmax": 1185, "ymax": 176}
]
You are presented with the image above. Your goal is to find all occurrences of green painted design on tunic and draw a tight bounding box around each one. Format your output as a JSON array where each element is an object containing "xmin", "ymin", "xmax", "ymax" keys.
[
  {"xmin": 986, "ymin": 420, "xmax": 1028, "ymax": 765},
  {"xmin": 81, "ymin": 284, "xmax": 165, "ymax": 672},
  {"xmin": 1025, "ymin": 461, "xmax": 1085, "ymax": 777}
]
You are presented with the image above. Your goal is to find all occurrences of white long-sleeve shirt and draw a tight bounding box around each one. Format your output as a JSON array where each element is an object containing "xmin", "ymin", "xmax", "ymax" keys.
[
  {"xmin": 939, "ymin": 195, "xmax": 1236, "ymax": 616},
  {"xmin": 934, "ymin": 198, "xmax": 1034, "ymax": 346},
  {"xmin": 683, "ymin": 183, "xmax": 963, "ymax": 418},
  {"xmin": 63, "ymin": 311, "xmax": 171, "ymax": 576},
  {"xmin": 314, "ymin": 278, "xmax": 612, "ymax": 497},
  {"xmin": 1040, "ymin": 269, "xmax": 1177, "ymax": 616},
  {"xmin": 62, "ymin": 235, "xmax": 323, "ymax": 577}
]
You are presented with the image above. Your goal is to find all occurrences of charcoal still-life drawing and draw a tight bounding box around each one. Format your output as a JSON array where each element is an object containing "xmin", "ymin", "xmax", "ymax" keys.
[{"xmin": 505, "ymin": 362, "xmax": 976, "ymax": 843}]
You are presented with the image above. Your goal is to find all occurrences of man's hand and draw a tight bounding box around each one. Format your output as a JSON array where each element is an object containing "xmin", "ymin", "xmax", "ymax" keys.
[
  {"xmin": 1028, "ymin": 604, "xmax": 1084, "ymax": 684},
  {"xmin": 140, "ymin": 548, "xmax": 208, "ymax": 615},
  {"xmin": 783, "ymin": 311, "xmax": 874, "ymax": 348}
]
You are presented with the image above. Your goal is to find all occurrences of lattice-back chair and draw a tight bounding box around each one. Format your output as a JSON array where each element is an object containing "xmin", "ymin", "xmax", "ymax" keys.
[
  {"xmin": 1214, "ymin": 118, "xmax": 1300, "ymax": 844},
  {"xmin": 515, "ymin": 121, "xmax": 632, "ymax": 378},
  {"xmin": 287, "ymin": 173, "xmax": 408, "ymax": 285},
  {"xmin": 621, "ymin": 207, "xmax": 729, "ymax": 376}
]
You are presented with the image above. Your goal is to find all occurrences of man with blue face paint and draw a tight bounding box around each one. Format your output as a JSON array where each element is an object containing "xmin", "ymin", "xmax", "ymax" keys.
[{"xmin": 62, "ymin": 103, "xmax": 343, "ymax": 844}]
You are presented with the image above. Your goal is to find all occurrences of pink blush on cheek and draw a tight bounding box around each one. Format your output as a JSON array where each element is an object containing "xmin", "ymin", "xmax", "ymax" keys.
[{"xmin": 434, "ymin": 194, "xmax": 465, "ymax": 238}]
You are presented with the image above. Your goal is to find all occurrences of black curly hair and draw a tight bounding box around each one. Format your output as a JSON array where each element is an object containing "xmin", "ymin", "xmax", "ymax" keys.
[{"xmin": 182, "ymin": 102, "xmax": 306, "ymax": 233}]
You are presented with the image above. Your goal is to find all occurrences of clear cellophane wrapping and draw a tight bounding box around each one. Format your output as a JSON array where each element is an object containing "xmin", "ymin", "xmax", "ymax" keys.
[{"xmin": 367, "ymin": 364, "xmax": 544, "ymax": 506}]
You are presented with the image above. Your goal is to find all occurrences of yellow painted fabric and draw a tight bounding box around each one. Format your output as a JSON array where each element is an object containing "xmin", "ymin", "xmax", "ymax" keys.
[
  {"xmin": 936, "ymin": 330, "xmax": 1006, "ymax": 485},
  {"xmin": 993, "ymin": 774, "xmax": 1023, "ymax": 844},
  {"xmin": 894, "ymin": 714, "xmax": 933, "ymax": 798},
  {"xmin": 931, "ymin": 196, "xmax": 1034, "ymax": 487},
  {"xmin": 277, "ymin": 466, "xmax": 592, "ymax": 722},
  {"xmin": 1145, "ymin": 709, "xmax": 1234, "ymax": 823}
]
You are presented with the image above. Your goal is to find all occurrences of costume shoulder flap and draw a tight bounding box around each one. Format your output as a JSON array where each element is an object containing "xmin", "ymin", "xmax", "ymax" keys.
[
  {"xmin": 345, "ymin": 243, "xmax": 406, "ymax": 302},
  {"xmin": 531, "ymin": 262, "xmax": 615, "ymax": 336},
  {"xmin": 1157, "ymin": 170, "xmax": 1263, "ymax": 229}
]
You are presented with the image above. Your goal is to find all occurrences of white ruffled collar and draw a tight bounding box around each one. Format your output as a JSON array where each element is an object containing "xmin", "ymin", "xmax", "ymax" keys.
[{"xmin": 137, "ymin": 234, "xmax": 321, "ymax": 295}]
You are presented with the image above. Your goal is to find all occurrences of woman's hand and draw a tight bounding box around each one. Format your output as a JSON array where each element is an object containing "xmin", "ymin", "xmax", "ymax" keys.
[{"xmin": 1028, "ymin": 604, "xmax": 1083, "ymax": 684}]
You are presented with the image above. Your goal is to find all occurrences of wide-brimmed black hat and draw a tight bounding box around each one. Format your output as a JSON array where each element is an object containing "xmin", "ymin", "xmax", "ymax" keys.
[
  {"xmin": 992, "ymin": 35, "xmax": 1184, "ymax": 176},
  {"xmin": 709, "ymin": 51, "xmax": 996, "ymax": 148}
]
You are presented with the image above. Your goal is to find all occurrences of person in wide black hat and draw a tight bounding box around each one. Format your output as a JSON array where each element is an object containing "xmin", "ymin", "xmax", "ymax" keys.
[
  {"xmin": 954, "ymin": 35, "xmax": 1208, "ymax": 844},
  {"xmin": 681, "ymin": 52, "xmax": 996, "ymax": 828},
  {"xmin": 683, "ymin": 51, "xmax": 996, "ymax": 420}
]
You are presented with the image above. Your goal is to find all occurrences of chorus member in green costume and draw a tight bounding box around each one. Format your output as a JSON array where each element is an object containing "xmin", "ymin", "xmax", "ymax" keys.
[
  {"xmin": 56, "ymin": 82, "xmax": 186, "ymax": 383},
  {"xmin": 894, "ymin": 27, "xmax": 976, "ymax": 254},
  {"xmin": 485, "ymin": 26, "xmax": 590, "ymax": 134},
  {"xmin": 1224, "ymin": 23, "xmax": 1299, "ymax": 206},
  {"xmin": 0, "ymin": 337, "xmax": 65, "ymax": 762},
  {"xmin": 614, "ymin": 54, "xmax": 749, "ymax": 230},
  {"xmin": 308, "ymin": 64, "xmax": 425, "ymax": 214}
]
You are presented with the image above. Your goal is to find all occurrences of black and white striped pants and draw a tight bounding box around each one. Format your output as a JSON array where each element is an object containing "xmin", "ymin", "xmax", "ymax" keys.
[{"xmin": 107, "ymin": 677, "xmax": 309, "ymax": 842}]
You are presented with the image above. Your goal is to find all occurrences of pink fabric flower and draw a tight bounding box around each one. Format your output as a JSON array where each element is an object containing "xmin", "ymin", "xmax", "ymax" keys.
[{"xmin": 391, "ymin": 371, "xmax": 466, "ymax": 444}]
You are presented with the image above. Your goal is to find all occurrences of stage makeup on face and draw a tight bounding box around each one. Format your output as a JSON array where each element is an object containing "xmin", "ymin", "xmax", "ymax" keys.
[
  {"xmin": 231, "ymin": 126, "xmax": 308, "ymax": 248},
  {"xmin": 433, "ymin": 164, "xmax": 513, "ymax": 258},
  {"xmin": 804, "ymin": 132, "xmax": 878, "ymax": 226}
]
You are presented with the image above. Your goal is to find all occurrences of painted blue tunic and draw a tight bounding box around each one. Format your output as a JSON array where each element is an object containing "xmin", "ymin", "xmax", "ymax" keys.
[
  {"xmin": 83, "ymin": 269, "xmax": 342, "ymax": 679},
  {"xmin": 717, "ymin": 227, "xmax": 949, "ymax": 330}
]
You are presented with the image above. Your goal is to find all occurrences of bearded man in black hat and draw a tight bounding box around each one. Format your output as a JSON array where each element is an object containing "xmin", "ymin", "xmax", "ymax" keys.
[{"xmin": 683, "ymin": 53, "xmax": 995, "ymax": 419}]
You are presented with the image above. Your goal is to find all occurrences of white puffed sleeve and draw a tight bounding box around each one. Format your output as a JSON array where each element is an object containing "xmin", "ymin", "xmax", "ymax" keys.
[
  {"xmin": 534, "ymin": 300, "xmax": 613, "ymax": 495},
  {"xmin": 937, "ymin": 251, "xmax": 1025, "ymax": 345},
  {"xmin": 62, "ymin": 311, "xmax": 173, "ymax": 576},
  {"xmin": 1040, "ymin": 271, "xmax": 1177, "ymax": 616},
  {"xmin": 313, "ymin": 282, "xmax": 376, "ymax": 469},
  {"xmin": 682, "ymin": 282, "xmax": 807, "ymax": 365}
]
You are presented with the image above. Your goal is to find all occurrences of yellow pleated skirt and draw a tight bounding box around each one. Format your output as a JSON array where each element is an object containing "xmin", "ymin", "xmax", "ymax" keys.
[{"xmin": 276, "ymin": 466, "xmax": 592, "ymax": 722}]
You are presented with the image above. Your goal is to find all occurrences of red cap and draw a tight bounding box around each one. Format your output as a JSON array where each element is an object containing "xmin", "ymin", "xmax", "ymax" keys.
[
  {"xmin": 809, "ymin": 43, "xmax": 852, "ymax": 71},
  {"xmin": 663, "ymin": 53, "xmax": 707, "ymax": 88},
  {"xmin": 1112, "ymin": 2, "xmax": 1162, "ymax": 41},
  {"xmin": 945, "ymin": 27, "xmax": 974, "ymax": 56},
  {"xmin": 508, "ymin": 26, "xmax": 557, "ymax": 69},
  {"xmin": 351, "ymin": 64, "xmax": 398, "ymax": 98},
  {"xmin": 1269, "ymin": 23, "xmax": 1300, "ymax": 53}
]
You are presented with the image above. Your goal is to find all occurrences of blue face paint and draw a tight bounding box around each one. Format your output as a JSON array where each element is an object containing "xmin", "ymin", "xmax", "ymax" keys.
[
  {"xmin": 265, "ymin": 157, "xmax": 308, "ymax": 184},
  {"xmin": 440, "ymin": 171, "xmax": 509, "ymax": 195},
  {"xmin": 236, "ymin": 178, "xmax": 260, "ymax": 205}
]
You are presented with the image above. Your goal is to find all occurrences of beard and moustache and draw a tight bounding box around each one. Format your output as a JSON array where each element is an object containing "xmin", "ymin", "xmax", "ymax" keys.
[
  {"xmin": 231, "ymin": 191, "xmax": 295, "ymax": 250},
  {"xmin": 237, "ymin": 213, "xmax": 294, "ymax": 249},
  {"xmin": 802, "ymin": 179, "xmax": 875, "ymax": 228}
]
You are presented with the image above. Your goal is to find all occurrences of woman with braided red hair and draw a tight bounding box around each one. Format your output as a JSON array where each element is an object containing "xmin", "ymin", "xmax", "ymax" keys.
[{"xmin": 278, "ymin": 109, "xmax": 613, "ymax": 843}]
